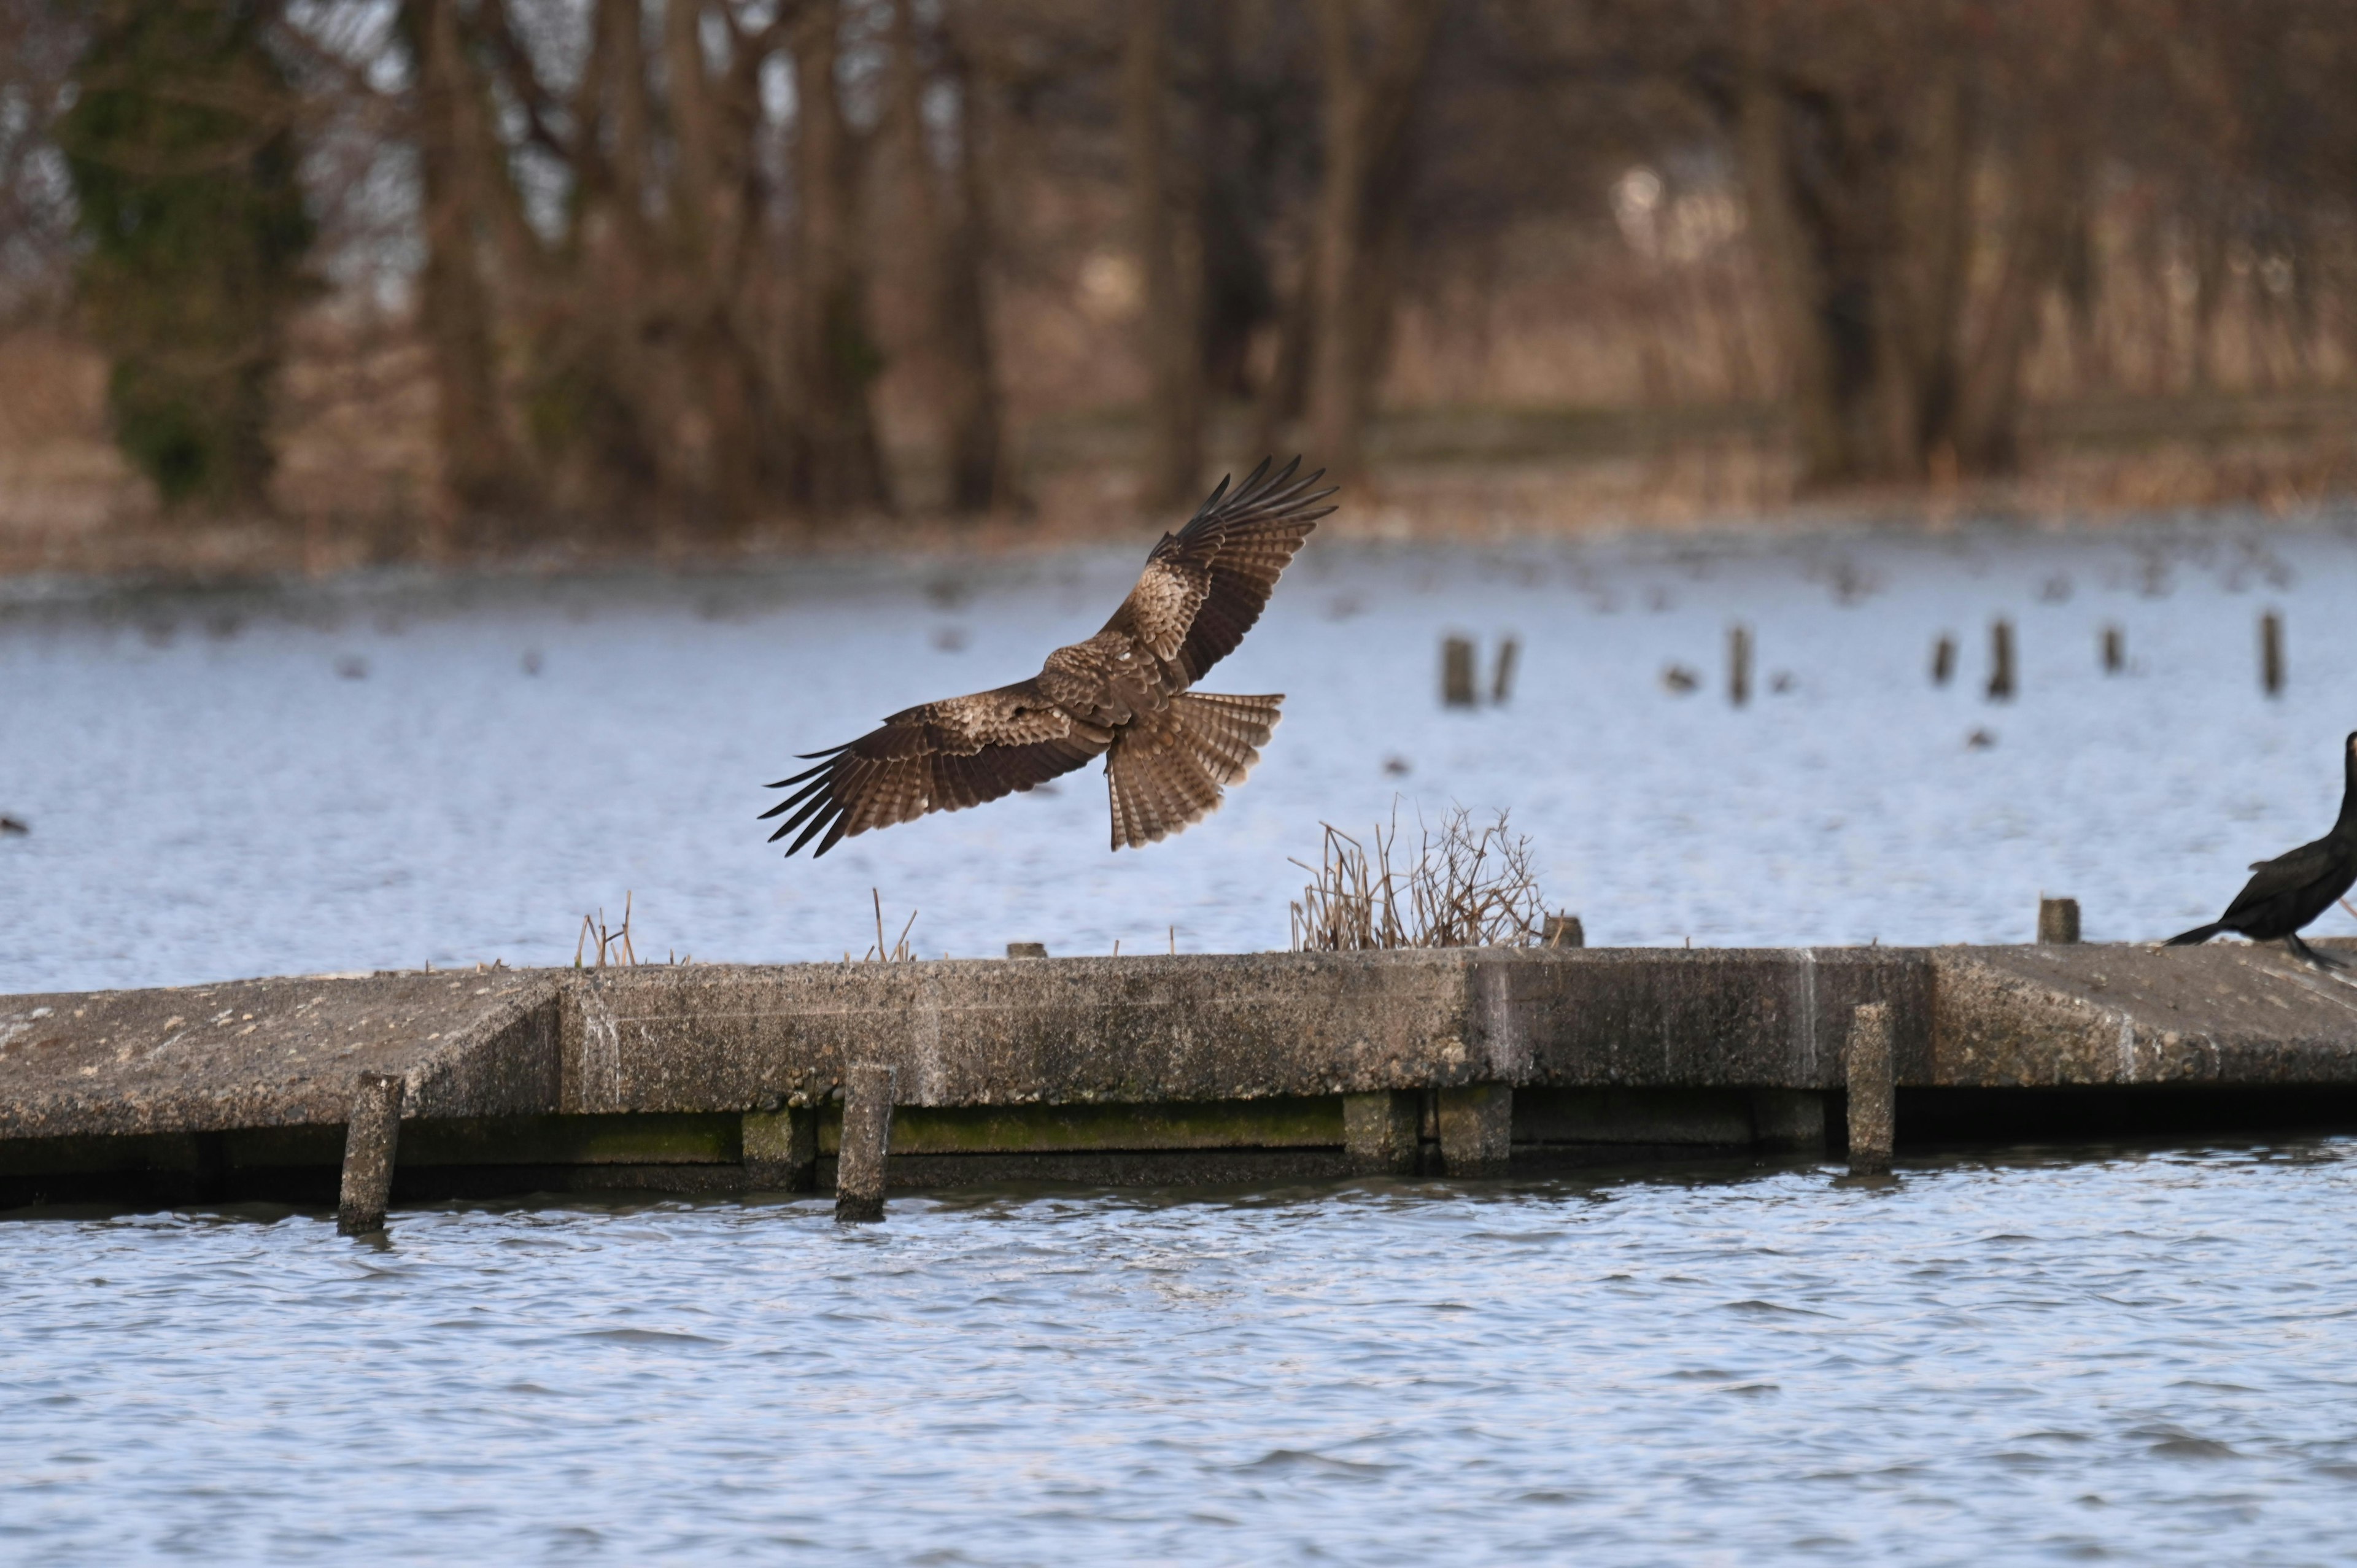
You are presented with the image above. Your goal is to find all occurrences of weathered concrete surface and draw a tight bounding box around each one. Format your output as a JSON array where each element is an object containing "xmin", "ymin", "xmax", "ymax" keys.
[
  {"xmin": 1929, "ymin": 940, "xmax": 2357, "ymax": 1086},
  {"xmin": 2, "ymin": 941, "xmax": 2355, "ymax": 1204},
  {"xmin": 0, "ymin": 971, "xmax": 560, "ymax": 1140}
]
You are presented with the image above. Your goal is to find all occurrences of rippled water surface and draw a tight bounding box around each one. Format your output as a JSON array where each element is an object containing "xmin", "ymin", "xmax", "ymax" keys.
[
  {"xmin": 7, "ymin": 1146, "xmax": 2357, "ymax": 1562},
  {"xmin": 9, "ymin": 527, "xmax": 2357, "ymax": 1559},
  {"xmin": 7, "ymin": 521, "xmax": 2357, "ymax": 993}
]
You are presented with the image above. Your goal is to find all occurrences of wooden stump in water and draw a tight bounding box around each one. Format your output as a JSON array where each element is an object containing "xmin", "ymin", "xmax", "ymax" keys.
[
  {"xmin": 1986, "ymin": 620, "xmax": 2015, "ymax": 701},
  {"xmin": 2262, "ymin": 611, "xmax": 2285, "ymax": 697},
  {"xmin": 1442, "ymin": 637, "xmax": 1477, "ymax": 708},
  {"xmin": 1490, "ymin": 636, "xmax": 1520, "ymax": 704}
]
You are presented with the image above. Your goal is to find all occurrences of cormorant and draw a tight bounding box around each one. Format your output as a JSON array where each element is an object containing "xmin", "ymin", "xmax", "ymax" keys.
[{"xmin": 2166, "ymin": 730, "xmax": 2357, "ymax": 969}]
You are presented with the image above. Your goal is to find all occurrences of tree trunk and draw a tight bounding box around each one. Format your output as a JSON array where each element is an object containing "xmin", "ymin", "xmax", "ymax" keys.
[
  {"xmin": 789, "ymin": 0, "xmax": 891, "ymax": 514},
  {"xmin": 1305, "ymin": 0, "xmax": 1442, "ymax": 484},
  {"xmin": 895, "ymin": 0, "xmax": 1006, "ymax": 514},
  {"xmin": 401, "ymin": 0, "xmax": 526, "ymax": 533},
  {"xmin": 939, "ymin": 21, "xmax": 1009, "ymax": 511},
  {"xmin": 1124, "ymin": 0, "xmax": 1204, "ymax": 511}
]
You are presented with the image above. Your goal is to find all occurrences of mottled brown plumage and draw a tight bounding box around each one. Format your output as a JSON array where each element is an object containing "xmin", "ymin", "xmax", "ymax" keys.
[{"xmin": 763, "ymin": 457, "xmax": 1336, "ymax": 857}]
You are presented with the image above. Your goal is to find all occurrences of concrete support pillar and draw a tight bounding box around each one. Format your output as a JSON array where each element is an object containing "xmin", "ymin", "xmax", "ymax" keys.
[
  {"xmin": 1749, "ymin": 1089, "xmax": 1827, "ymax": 1155},
  {"xmin": 834, "ymin": 1063, "xmax": 897, "ymax": 1223},
  {"xmin": 1343, "ymin": 1091, "xmax": 1419, "ymax": 1175},
  {"xmin": 1845, "ymin": 1003, "xmax": 1894, "ymax": 1176},
  {"xmin": 743, "ymin": 1101, "xmax": 819, "ymax": 1191},
  {"xmin": 1436, "ymin": 1084, "xmax": 1512, "ymax": 1176},
  {"xmin": 337, "ymin": 1072, "xmax": 404, "ymax": 1235}
]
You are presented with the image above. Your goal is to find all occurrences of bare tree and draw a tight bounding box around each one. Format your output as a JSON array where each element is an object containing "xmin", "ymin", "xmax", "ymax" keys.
[
  {"xmin": 1302, "ymin": 0, "xmax": 1443, "ymax": 483},
  {"xmin": 1123, "ymin": 0, "xmax": 1205, "ymax": 509}
]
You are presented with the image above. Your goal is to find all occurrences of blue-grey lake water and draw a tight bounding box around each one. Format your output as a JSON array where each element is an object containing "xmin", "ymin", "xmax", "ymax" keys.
[
  {"xmin": 7, "ymin": 1147, "xmax": 2357, "ymax": 1563},
  {"xmin": 5, "ymin": 519, "xmax": 2357, "ymax": 992},
  {"xmin": 7, "ymin": 520, "xmax": 2357, "ymax": 1562}
]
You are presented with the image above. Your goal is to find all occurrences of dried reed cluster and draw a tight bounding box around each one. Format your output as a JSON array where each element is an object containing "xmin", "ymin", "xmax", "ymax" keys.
[
  {"xmin": 858, "ymin": 889, "xmax": 920, "ymax": 963},
  {"xmin": 575, "ymin": 892, "xmax": 637, "ymax": 968},
  {"xmin": 1290, "ymin": 806, "xmax": 1547, "ymax": 952}
]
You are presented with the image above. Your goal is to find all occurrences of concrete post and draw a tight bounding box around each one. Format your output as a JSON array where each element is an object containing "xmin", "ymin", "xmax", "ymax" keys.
[
  {"xmin": 743, "ymin": 1100, "xmax": 819, "ymax": 1191},
  {"xmin": 1749, "ymin": 1089, "xmax": 1827, "ymax": 1156},
  {"xmin": 336, "ymin": 1072, "xmax": 404, "ymax": 1235},
  {"xmin": 1542, "ymin": 914, "xmax": 1584, "ymax": 948},
  {"xmin": 834, "ymin": 1062, "xmax": 897, "ymax": 1223},
  {"xmin": 2038, "ymin": 897, "xmax": 2081, "ymax": 944},
  {"xmin": 1442, "ymin": 637, "xmax": 1477, "ymax": 707},
  {"xmin": 1845, "ymin": 1003, "xmax": 1894, "ymax": 1176},
  {"xmin": 1343, "ymin": 1091, "xmax": 1419, "ymax": 1175},
  {"xmin": 1436, "ymin": 1084, "xmax": 1512, "ymax": 1176}
]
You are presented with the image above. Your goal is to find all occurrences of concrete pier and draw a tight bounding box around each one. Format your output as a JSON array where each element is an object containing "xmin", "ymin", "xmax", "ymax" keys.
[{"xmin": 4, "ymin": 940, "xmax": 2357, "ymax": 1211}]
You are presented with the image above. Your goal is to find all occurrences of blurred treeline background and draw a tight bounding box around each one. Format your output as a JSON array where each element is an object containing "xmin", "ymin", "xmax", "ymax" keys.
[{"xmin": 4, "ymin": 0, "xmax": 2357, "ymax": 570}]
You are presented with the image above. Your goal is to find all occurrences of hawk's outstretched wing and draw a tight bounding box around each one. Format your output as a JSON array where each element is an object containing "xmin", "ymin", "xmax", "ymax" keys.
[
  {"xmin": 1120, "ymin": 456, "xmax": 1337, "ymax": 689},
  {"xmin": 761, "ymin": 680, "xmax": 1112, "ymax": 858}
]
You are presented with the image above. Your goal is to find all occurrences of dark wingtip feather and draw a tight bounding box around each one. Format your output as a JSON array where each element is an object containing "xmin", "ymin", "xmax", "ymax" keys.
[
  {"xmin": 814, "ymin": 813, "xmax": 853, "ymax": 858},
  {"xmin": 786, "ymin": 801, "xmax": 843, "ymax": 857}
]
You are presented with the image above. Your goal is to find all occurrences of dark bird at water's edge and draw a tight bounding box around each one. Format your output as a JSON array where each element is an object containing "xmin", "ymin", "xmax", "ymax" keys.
[
  {"xmin": 2166, "ymin": 730, "xmax": 2357, "ymax": 970},
  {"xmin": 762, "ymin": 457, "xmax": 1337, "ymax": 857}
]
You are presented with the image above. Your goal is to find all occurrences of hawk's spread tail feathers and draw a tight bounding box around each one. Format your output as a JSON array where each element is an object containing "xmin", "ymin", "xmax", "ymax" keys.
[{"xmin": 1105, "ymin": 692, "xmax": 1282, "ymax": 851}]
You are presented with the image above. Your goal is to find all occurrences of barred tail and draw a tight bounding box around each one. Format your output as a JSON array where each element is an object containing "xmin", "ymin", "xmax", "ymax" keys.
[{"xmin": 1105, "ymin": 693, "xmax": 1283, "ymax": 851}]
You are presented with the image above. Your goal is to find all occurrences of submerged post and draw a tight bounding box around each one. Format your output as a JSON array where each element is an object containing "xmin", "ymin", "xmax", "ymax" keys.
[
  {"xmin": 1441, "ymin": 636, "xmax": 1477, "ymax": 708},
  {"xmin": 1344, "ymin": 1091, "xmax": 1420, "ymax": 1176},
  {"xmin": 1728, "ymin": 623, "xmax": 1751, "ymax": 707},
  {"xmin": 1932, "ymin": 634, "xmax": 1957, "ymax": 686},
  {"xmin": 336, "ymin": 1072, "xmax": 404, "ymax": 1235},
  {"xmin": 835, "ymin": 1062, "xmax": 897, "ymax": 1224},
  {"xmin": 2101, "ymin": 624, "xmax": 2124, "ymax": 674},
  {"xmin": 1846, "ymin": 1003, "xmax": 1894, "ymax": 1177},
  {"xmin": 1436, "ymin": 1084, "xmax": 1512, "ymax": 1176},
  {"xmin": 2038, "ymin": 897, "xmax": 2081, "ymax": 944},
  {"xmin": 2261, "ymin": 610, "xmax": 2285, "ymax": 696}
]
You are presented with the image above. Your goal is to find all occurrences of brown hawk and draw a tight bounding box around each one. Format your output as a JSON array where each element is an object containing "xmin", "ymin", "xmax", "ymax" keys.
[{"xmin": 763, "ymin": 457, "xmax": 1336, "ymax": 857}]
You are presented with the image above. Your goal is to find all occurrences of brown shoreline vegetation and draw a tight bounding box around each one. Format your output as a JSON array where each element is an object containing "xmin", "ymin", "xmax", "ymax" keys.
[{"xmin": 5, "ymin": 1, "xmax": 2357, "ymax": 582}]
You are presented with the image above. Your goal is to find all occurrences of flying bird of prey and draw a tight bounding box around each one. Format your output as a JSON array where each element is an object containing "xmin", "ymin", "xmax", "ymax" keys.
[
  {"xmin": 2167, "ymin": 730, "xmax": 2357, "ymax": 969},
  {"xmin": 762, "ymin": 457, "xmax": 1337, "ymax": 858}
]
